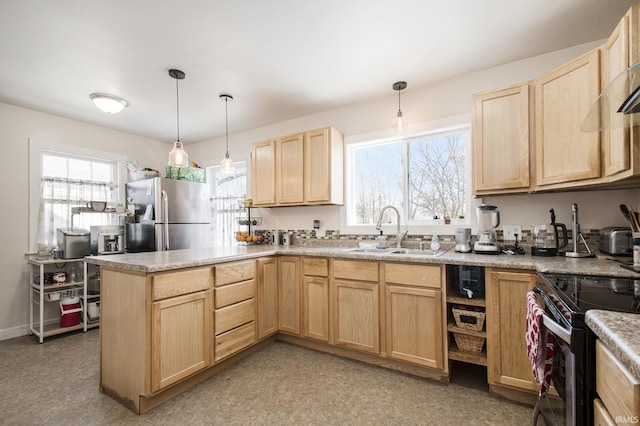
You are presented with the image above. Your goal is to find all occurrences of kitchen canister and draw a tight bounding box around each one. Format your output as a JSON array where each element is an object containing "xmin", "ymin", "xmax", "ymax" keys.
[
  {"xmin": 271, "ymin": 230, "xmax": 281, "ymax": 246},
  {"xmin": 282, "ymin": 232, "xmax": 290, "ymax": 246}
]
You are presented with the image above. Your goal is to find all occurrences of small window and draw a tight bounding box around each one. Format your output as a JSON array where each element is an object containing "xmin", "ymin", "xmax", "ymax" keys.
[{"xmin": 207, "ymin": 162, "xmax": 247, "ymax": 246}]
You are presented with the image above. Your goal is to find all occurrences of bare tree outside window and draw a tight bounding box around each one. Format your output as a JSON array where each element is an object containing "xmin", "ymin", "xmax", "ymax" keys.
[{"xmin": 348, "ymin": 128, "xmax": 468, "ymax": 226}]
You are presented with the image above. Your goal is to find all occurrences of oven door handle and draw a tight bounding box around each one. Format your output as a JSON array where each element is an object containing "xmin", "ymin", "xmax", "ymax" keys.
[{"xmin": 542, "ymin": 313, "xmax": 571, "ymax": 344}]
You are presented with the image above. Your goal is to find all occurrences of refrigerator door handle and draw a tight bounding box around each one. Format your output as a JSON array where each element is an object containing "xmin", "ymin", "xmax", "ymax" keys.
[{"xmin": 162, "ymin": 190, "xmax": 169, "ymax": 250}]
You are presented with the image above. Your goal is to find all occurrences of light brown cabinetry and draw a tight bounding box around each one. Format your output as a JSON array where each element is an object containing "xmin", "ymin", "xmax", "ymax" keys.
[
  {"xmin": 278, "ymin": 256, "xmax": 301, "ymax": 335},
  {"xmin": 534, "ymin": 49, "xmax": 602, "ymax": 189},
  {"xmin": 331, "ymin": 259, "xmax": 380, "ymax": 354},
  {"xmin": 256, "ymin": 257, "xmax": 278, "ymax": 339},
  {"xmin": 486, "ymin": 268, "xmax": 539, "ymax": 392},
  {"xmin": 384, "ymin": 263, "xmax": 445, "ymax": 369},
  {"xmin": 251, "ymin": 126, "xmax": 344, "ymax": 207},
  {"xmin": 302, "ymin": 257, "xmax": 330, "ymax": 342},
  {"xmin": 595, "ymin": 339, "xmax": 640, "ymax": 422},
  {"xmin": 213, "ymin": 260, "xmax": 256, "ymax": 363},
  {"xmin": 472, "ymin": 83, "xmax": 531, "ymax": 195}
]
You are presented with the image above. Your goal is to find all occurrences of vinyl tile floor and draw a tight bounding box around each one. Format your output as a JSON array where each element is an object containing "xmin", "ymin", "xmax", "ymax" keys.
[{"xmin": 1, "ymin": 329, "xmax": 533, "ymax": 425}]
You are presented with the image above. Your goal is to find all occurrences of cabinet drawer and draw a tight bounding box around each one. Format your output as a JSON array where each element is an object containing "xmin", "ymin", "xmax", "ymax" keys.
[
  {"xmin": 594, "ymin": 398, "xmax": 616, "ymax": 426},
  {"xmin": 214, "ymin": 321, "xmax": 256, "ymax": 362},
  {"xmin": 152, "ymin": 267, "xmax": 211, "ymax": 301},
  {"xmin": 214, "ymin": 260, "xmax": 256, "ymax": 287},
  {"xmin": 596, "ymin": 340, "xmax": 640, "ymax": 418},
  {"xmin": 215, "ymin": 298, "xmax": 256, "ymax": 335},
  {"xmin": 303, "ymin": 257, "xmax": 328, "ymax": 276},
  {"xmin": 384, "ymin": 263, "xmax": 442, "ymax": 288},
  {"xmin": 214, "ymin": 279, "xmax": 255, "ymax": 309},
  {"xmin": 333, "ymin": 259, "xmax": 378, "ymax": 282}
]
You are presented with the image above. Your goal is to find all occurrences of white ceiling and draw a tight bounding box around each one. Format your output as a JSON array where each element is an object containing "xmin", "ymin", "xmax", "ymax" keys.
[{"xmin": 0, "ymin": 0, "xmax": 637, "ymax": 144}]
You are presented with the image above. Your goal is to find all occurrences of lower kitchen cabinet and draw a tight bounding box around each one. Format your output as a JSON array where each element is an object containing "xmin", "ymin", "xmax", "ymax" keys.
[
  {"xmin": 151, "ymin": 289, "xmax": 212, "ymax": 392},
  {"xmin": 331, "ymin": 259, "xmax": 380, "ymax": 354},
  {"xmin": 302, "ymin": 257, "xmax": 330, "ymax": 342},
  {"xmin": 257, "ymin": 257, "xmax": 278, "ymax": 339},
  {"xmin": 486, "ymin": 268, "xmax": 539, "ymax": 392},
  {"xmin": 278, "ymin": 256, "xmax": 301, "ymax": 335}
]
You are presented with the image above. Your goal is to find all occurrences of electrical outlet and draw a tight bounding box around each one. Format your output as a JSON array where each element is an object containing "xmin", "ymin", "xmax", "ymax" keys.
[{"xmin": 503, "ymin": 225, "xmax": 522, "ymax": 241}]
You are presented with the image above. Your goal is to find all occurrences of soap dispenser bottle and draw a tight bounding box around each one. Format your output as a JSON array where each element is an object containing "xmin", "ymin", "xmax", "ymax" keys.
[
  {"xmin": 430, "ymin": 233, "xmax": 440, "ymax": 252},
  {"xmin": 376, "ymin": 230, "xmax": 386, "ymax": 249}
]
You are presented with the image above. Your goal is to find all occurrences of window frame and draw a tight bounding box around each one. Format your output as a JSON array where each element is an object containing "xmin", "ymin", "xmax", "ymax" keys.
[
  {"xmin": 340, "ymin": 114, "xmax": 475, "ymax": 237},
  {"xmin": 28, "ymin": 139, "xmax": 127, "ymax": 252}
]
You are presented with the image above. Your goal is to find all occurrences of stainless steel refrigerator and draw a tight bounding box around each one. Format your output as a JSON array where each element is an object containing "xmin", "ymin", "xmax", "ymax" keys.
[{"xmin": 125, "ymin": 177, "xmax": 211, "ymax": 252}]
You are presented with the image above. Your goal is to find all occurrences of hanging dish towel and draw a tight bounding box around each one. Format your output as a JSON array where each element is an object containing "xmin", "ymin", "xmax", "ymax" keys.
[{"xmin": 525, "ymin": 291, "xmax": 555, "ymax": 399}]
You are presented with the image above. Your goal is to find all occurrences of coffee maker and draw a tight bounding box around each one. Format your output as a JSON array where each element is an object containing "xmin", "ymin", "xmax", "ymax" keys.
[
  {"xmin": 531, "ymin": 209, "xmax": 568, "ymax": 257},
  {"xmin": 90, "ymin": 225, "xmax": 125, "ymax": 255},
  {"xmin": 473, "ymin": 204, "xmax": 501, "ymax": 254}
]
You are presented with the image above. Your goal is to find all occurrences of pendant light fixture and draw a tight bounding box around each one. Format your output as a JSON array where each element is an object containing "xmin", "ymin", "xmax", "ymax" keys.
[
  {"xmin": 219, "ymin": 93, "xmax": 235, "ymax": 174},
  {"xmin": 168, "ymin": 68, "xmax": 189, "ymax": 167},
  {"xmin": 391, "ymin": 81, "xmax": 408, "ymax": 134}
]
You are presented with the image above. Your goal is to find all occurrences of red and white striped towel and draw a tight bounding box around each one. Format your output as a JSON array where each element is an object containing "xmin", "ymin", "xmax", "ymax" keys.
[{"xmin": 525, "ymin": 291, "xmax": 555, "ymax": 399}]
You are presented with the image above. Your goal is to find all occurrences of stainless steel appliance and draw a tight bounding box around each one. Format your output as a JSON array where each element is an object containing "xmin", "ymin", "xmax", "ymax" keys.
[
  {"xmin": 454, "ymin": 228, "xmax": 472, "ymax": 253},
  {"xmin": 90, "ymin": 225, "xmax": 125, "ymax": 255},
  {"xmin": 599, "ymin": 227, "xmax": 632, "ymax": 255},
  {"xmin": 562, "ymin": 203, "xmax": 594, "ymax": 258},
  {"xmin": 533, "ymin": 272, "xmax": 640, "ymax": 425},
  {"xmin": 56, "ymin": 228, "xmax": 90, "ymax": 259},
  {"xmin": 125, "ymin": 177, "xmax": 211, "ymax": 252},
  {"xmin": 473, "ymin": 204, "xmax": 501, "ymax": 254}
]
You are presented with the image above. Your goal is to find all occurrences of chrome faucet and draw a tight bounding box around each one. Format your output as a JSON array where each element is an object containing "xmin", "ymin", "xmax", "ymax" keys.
[{"xmin": 375, "ymin": 205, "xmax": 408, "ymax": 248}]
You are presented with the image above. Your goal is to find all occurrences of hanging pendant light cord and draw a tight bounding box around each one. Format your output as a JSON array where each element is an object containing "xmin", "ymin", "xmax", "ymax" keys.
[
  {"xmin": 175, "ymin": 77, "xmax": 180, "ymax": 142},
  {"xmin": 225, "ymin": 98, "xmax": 229, "ymax": 154}
]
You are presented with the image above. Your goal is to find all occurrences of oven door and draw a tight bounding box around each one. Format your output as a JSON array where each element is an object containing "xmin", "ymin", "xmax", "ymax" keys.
[{"xmin": 535, "ymin": 314, "xmax": 576, "ymax": 426}]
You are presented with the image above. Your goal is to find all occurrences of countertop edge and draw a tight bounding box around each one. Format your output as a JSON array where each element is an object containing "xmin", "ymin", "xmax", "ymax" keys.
[{"xmin": 585, "ymin": 310, "xmax": 640, "ymax": 380}]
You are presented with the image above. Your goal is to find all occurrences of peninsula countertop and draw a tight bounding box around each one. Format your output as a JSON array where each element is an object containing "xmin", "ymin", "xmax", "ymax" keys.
[
  {"xmin": 586, "ymin": 310, "xmax": 640, "ymax": 380},
  {"xmin": 85, "ymin": 245, "xmax": 639, "ymax": 278}
]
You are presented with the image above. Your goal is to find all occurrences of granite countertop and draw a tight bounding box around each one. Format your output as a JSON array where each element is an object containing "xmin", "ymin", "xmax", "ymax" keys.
[
  {"xmin": 586, "ymin": 310, "xmax": 640, "ymax": 380},
  {"xmin": 86, "ymin": 244, "xmax": 639, "ymax": 278}
]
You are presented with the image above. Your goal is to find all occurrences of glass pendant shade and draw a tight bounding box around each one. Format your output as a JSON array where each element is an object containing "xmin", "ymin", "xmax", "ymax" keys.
[
  {"xmin": 220, "ymin": 152, "xmax": 235, "ymax": 174},
  {"xmin": 168, "ymin": 141, "xmax": 189, "ymax": 167}
]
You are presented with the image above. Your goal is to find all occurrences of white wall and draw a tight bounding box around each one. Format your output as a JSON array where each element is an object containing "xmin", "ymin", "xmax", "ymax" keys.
[
  {"xmin": 0, "ymin": 102, "xmax": 169, "ymax": 340},
  {"xmin": 2, "ymin": 40, "xmax": 638, "ymax": 340},
  {"xmin": 188, "ymin": 40, "xmax": 638, "ymax": 234}
]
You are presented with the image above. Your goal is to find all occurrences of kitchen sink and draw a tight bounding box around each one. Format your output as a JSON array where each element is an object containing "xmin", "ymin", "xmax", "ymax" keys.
[{"xmin": 385, "ymin": 249, "xmax": 447, "ymax": 257}]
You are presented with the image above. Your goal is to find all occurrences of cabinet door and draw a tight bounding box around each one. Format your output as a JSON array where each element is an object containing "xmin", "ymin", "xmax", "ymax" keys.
[
  {"xmin": 278, "ymin": 256, "xmax": 300, "ymax": 334},
  {"xmin": 332, "ymin": 279, "xmax": 380, "ymax": 354},
  {"xmin": 276, "ymin": 133, "xmax": 305, "ymax": 204},
  {"xmin": 486, "ymin": 269, "xmax": 538, "ymax": 391},
  {"xmin": 302, "ymin": 275, "xmax": 330, "ymax": 342},
  {"xmin": 304, "ymin": 128, "xmax": 331, "ymax": 203},
  {"xmin": 386, "ymin": 285, "xmax": 444, "ymax": 369},
  {"xmin": 257, "ymin": 257, "xmax": 278, "ymax": 339},
  {"xmin": 151, "ymin": 290, "xmax": 211, "ymax": 392},
  {"xmin": 602, "ymin": 13, "xmax": 632, "ymax": 178},
  {"xmin": 252, "ymin": 140, "xmax": 276, "ymax": 206},
  {"xmin": 472, "ymin": 83, "xmax": 531, "ymax": 194},
  {"xmin": 534, "ymin": 49, "xmax": 601, "ymax": 187}
]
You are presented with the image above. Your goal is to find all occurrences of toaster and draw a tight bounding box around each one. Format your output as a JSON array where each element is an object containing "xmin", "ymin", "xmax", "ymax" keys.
[{"xmin": 599, "ymin": 227, "xmax": 632, "ymax": 255}]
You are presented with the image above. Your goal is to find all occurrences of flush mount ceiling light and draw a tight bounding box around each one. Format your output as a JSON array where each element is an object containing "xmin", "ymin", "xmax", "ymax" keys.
[
  {"xmin": 89, "ymin": 93, "xmax": 128, "ymax": 114},
  {"xmin": 219, "ymin": 93, "xmax": 235, "ymax": 174},
  {"xmin": 391, "ymin": 81, "xmax": 408, "ymax": 134},
  {"xmin": 167, "ymin": 69, "xmax": 189, "ymax": 168}
]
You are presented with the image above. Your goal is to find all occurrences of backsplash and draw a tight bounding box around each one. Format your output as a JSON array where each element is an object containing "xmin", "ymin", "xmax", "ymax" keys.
[{"xmin": 263, "ymin": 229, "xmax": 602, "ymax": 252}]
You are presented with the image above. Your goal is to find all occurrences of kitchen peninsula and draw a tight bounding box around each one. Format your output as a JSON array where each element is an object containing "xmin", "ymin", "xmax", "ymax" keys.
[{"xmin": 88, "ymin": 246, "xmax": 640, "ymax": 414}]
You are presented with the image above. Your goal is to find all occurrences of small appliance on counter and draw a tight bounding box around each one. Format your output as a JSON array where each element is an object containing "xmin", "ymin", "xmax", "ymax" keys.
[
  {"xmin": 447, "ymin": 264, "xmax": 485, "ymax": 299},
  {"xmin": 90, "ymin": 225, "xmax": 125, "ymax": 255},
  {"xmin": 56, "ymin": 228, "xmax": 90, "ymax": 259},
  {"xmin": 473, "ymin": 204, "xmax": 501, "ymax": 254},
  {"xmin": 531, "ymin": 208, "xmax": 569, "ymax": 257},
  {"xmin": 454, "ymin": 228, "xmax": 472, "ymax": 253},
  {"xmin": 599, "ymin": 227, "xmax": 632, "ymax": 255}
]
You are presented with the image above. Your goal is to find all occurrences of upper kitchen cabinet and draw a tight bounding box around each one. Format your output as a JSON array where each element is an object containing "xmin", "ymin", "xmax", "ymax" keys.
[
  {"xmin": 251, "ymin": 126, "xmax": 344, "ymax": 207},
  {"xmin": 472, "ymin": 83, "xmax": 531, "ymax": 195},
  {"xmin": 534, "ymin": 49, "xmax": 602, "ymax": 189}
]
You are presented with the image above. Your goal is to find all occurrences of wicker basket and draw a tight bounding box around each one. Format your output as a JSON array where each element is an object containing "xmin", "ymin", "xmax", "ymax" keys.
[
  {"xmin": 453, "ymin": 333, "xmax": 485, "ymax": 353},
  {"xmin": 452, "ymin": 307, "xmax": 486, "ymax": 331}
]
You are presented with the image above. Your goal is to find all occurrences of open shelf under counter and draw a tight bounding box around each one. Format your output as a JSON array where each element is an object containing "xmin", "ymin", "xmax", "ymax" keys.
[
  {"xmin": 448, "ymin": 346, "xmax": 488, "ymax": 366},
  {"xmin": 446, "ymin": 295, "xmax": 486, "ymax": 307}
]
